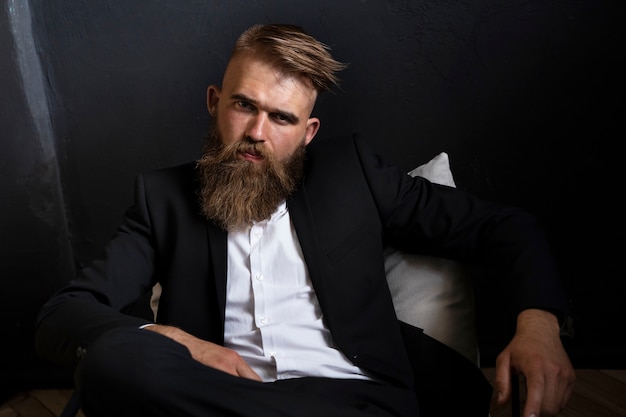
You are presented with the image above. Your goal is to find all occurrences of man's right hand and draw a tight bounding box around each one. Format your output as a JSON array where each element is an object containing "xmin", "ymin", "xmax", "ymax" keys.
[{"xmin": 145, "ymin": 324, "xmax": 262, "ymax": 381}]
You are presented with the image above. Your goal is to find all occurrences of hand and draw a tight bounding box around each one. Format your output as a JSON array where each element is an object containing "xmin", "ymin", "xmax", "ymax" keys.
[
  {"xmin": 145, "ymin": 324, "xmax": 262, "ymax": 381},
  {"xmin": 494, "ymin": 309, "xmax": 575, "ymax": 417}
]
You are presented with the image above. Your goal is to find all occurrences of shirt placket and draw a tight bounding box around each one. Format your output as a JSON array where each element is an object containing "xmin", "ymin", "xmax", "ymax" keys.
[{"xmin": 249, "ymin": 222, "xmax": 276, "ymax": 360}]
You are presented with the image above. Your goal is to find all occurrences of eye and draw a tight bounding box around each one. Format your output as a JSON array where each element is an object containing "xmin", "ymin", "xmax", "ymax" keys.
[
  {"xmin": 273, "ymin": 113, "xmax": 288, "ymax": 123},
  {"xmin": 236, "ymin": 100, "xmax": 254, "ymax": 111},
  {"xmin": 271, "ymin": 112, "xmax": 296, "ymax": 125}
]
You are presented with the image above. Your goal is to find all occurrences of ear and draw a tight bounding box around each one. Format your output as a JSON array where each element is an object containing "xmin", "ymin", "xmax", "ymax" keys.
[
  {"xmin": 304, "ymin": 117, "xmax": 320, "ymax": 146},
  {"xmin": 207, "ymin": 85, "xmax": 221, "ymax": 116}
]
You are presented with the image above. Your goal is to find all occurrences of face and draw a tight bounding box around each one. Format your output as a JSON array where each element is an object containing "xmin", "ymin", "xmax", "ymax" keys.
[{"xmin": 206, "ymin": 51, "xmax": 320, "ymax": 164}]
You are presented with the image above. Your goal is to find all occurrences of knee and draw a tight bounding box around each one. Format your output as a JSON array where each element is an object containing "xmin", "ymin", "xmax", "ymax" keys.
[
  {"xmin": 76, "ymin": 327, "xmax": 185, "ymax": 404},
  {"xmin": 77, "ymin": 328, "xmax": 145, "ymax": 393}
]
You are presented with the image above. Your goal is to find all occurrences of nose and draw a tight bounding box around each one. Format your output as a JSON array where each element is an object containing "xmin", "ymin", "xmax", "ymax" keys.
[{"xmin": 246, "ymin": 113, "xmax": 268, "ymax": 142}]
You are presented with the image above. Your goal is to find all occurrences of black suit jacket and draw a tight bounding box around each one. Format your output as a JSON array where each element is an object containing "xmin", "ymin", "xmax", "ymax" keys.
[{"xmin": 36, "ymin": 134, "xmax": 568, "ymax": 414}]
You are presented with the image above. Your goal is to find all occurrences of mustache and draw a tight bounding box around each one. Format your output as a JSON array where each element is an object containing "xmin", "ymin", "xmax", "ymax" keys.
[
  {"xmin": 205, "ymin": 135, "xmax": 273, "ymax": 165},
  {"xmin": 236, "ymin": 137, "xmax": 269, "ymax": 159}
]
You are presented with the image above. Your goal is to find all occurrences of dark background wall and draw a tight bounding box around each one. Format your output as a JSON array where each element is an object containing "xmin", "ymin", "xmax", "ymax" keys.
[{"xmin": 2, "ymin": 0, "xmax": 624, "ymax": 401}]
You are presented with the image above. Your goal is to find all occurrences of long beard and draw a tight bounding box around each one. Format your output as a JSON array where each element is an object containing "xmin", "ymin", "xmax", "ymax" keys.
[{"xmin": 197, "ymin": 126, "xmax": 306, "ymax": 231}]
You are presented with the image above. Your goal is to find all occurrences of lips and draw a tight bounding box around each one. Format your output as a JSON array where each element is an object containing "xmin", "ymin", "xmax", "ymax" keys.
[
  {"xmin": 240, "ymin": 150, "xmax": 263, "ymax": 162},
  {"xmin": 237, "ymin": 144, "xmax": 265, "ymax": 162}
]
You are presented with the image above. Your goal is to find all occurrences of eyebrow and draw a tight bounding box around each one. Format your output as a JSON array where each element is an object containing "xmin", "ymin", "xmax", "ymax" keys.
[{"xmin": 231, "ymin": 93, "xmax": 300, "ymax": 124}]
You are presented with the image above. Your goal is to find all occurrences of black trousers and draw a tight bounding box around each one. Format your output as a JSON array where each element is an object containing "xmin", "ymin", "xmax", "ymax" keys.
[{"xmin": 76, "ymin": 327, "xmax": 420, "ymax": 417}]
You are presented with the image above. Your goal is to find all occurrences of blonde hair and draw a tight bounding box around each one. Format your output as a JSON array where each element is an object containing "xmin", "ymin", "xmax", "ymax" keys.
[{"xmin": 232, "ymin": 24, "xmax": 347, "ymax": 93}]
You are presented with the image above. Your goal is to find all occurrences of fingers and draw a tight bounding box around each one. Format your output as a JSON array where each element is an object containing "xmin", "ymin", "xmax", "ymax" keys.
[
  {"xmin": 236, "ymin": 361, "xmax": 263, "ymax": 381},
  {"xmin": 523, "ymin": 365, "xmax": 576, "ymax": 417},
  {"xmin": 522, "ymin": 371, "xmax": 545, "ymax": 417},
  {"xmin": 207, "ymin": 346, "xmax": 262, "ymax": 381},
  {"xmin": 494, "ymin": 353, "xmax": 513, "ymax": 406}
]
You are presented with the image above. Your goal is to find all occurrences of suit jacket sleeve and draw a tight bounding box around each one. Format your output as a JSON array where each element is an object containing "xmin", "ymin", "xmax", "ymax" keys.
[
  {"xmin": 351, "ymin": 134, "xmax": 569, "ymax": 319},
  {"xmin": 35, "ymin": 173, "xmax": 159, "ymax": 365}
]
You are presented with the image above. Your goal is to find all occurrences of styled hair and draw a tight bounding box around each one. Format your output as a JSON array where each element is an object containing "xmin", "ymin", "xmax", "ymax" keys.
[{"xmin": 232, "ymin": 24, "xmax": 347, "ymax": 93}]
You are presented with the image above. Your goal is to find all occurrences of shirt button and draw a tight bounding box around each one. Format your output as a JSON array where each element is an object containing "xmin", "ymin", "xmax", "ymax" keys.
[
  {"xmin": 256, "ymin": 274, "xmax": 264, "ymax": 281},
  {"xmin": 260, "ymin": 317, "xmax": 268, "ymax": 325}
]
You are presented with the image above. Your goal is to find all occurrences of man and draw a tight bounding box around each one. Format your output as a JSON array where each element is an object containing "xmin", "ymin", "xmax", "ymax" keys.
[{"xmin": 36, "ymin": 24, "xmax": 574, "ymax": 417}]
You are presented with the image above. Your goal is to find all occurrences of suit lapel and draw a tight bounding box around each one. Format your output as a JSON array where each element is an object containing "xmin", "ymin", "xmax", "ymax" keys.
[
  {"xmin": 287, "ymin": 184, "xmax": 332, "ymax": 310},
  {"xmin": 206, "ymin": 221, "xmax": 228, "ymax": 325}
]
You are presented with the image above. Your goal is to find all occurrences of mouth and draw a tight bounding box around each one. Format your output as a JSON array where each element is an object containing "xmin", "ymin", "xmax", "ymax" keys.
[{"xmin": 238, "ymin": 149, "xmax": 265, "ymax": 163}]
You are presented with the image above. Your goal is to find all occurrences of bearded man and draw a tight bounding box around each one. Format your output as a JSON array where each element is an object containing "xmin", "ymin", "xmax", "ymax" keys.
[{"xmin": 35, "ymin": 24, "xmax": 574, "ymax": 417}]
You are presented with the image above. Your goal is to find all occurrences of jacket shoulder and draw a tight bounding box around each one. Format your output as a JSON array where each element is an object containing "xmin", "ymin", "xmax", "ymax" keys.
[{"xmin": 142, "ymin": 161, "xmax": 197, "ymax": 184}]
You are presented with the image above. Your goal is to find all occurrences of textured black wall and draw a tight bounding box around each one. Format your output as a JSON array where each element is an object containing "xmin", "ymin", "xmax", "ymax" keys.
[
  {"xmin": 1, "ymin": 0, "xmax": 75, "ymax": 399},
  {"xmin": 1, "ymin": 0, "xmax": 624, "ymax": 400}
]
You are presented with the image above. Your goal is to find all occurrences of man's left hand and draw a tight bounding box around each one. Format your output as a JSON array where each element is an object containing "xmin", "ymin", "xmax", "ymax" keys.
[{"xmin": 494, "ymin": 308, "xmax": 575, "ymax": 417}]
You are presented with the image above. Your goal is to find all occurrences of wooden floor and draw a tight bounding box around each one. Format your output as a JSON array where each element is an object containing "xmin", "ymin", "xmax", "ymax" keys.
[{"xmin": 1, "ymin": 369, "xmax": 624, "ymax": 417}]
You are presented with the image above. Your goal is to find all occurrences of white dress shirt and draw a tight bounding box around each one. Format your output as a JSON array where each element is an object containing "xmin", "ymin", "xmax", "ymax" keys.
[{"xmin": 224, "ymin": 201, "xmax": 374, "ymax": 382}]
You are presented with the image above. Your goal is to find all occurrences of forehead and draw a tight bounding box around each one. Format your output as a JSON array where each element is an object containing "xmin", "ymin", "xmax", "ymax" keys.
[{"xmin": 222, "ymin": 52, "xmax": 317, "ymax": 112}]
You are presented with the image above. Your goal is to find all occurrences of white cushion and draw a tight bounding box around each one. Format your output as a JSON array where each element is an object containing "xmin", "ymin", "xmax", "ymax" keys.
[{"xmin": 385, "ymin": 152, "xmax": 479, "ymax": 364}]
